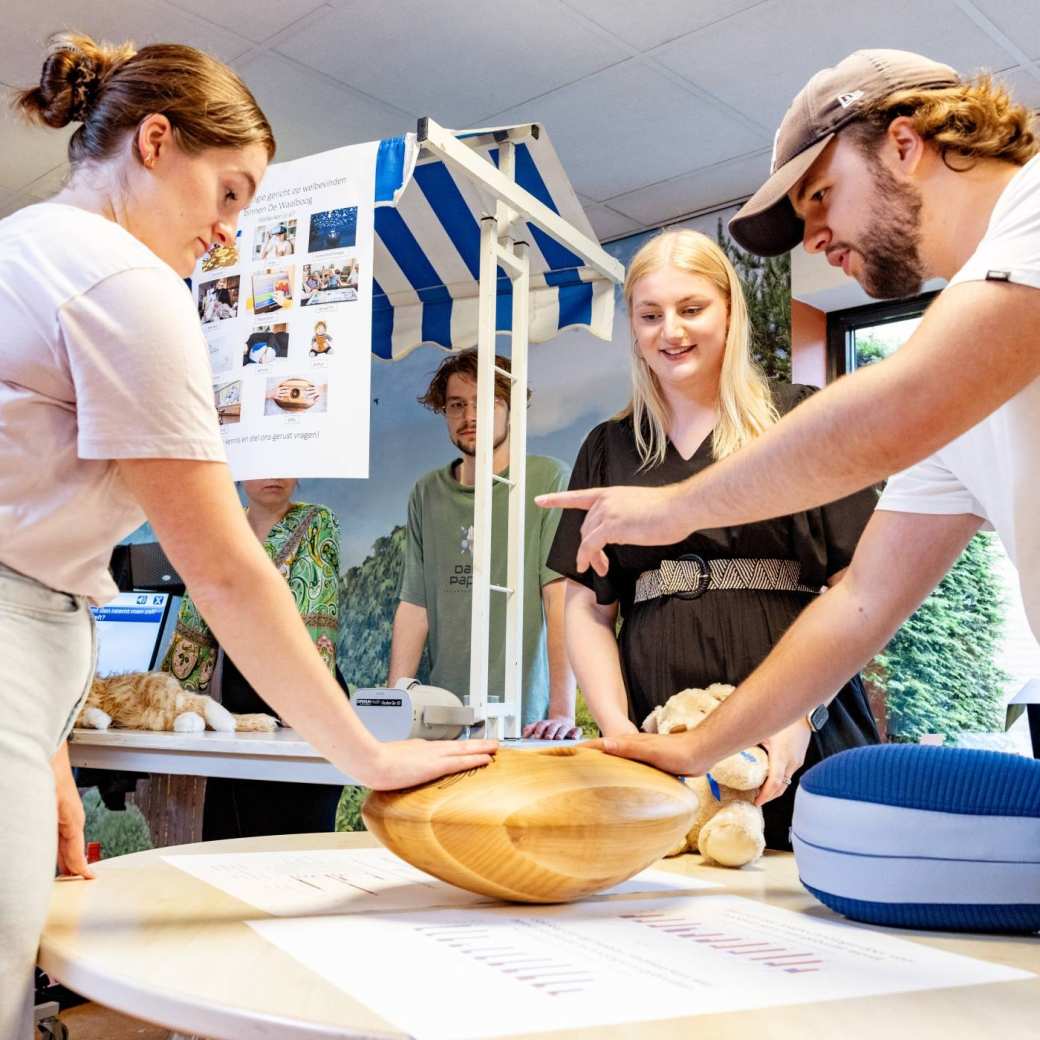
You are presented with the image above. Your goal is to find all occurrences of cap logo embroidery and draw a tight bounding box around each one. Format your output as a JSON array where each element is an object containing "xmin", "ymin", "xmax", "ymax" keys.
[{"xmin": 837, "ymin": 90, "xmax": 864, "ymax": 109}]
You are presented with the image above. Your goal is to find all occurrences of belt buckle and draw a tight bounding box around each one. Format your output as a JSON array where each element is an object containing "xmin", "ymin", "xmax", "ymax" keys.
[{"xmin": 665, "ymin": 554, "xmax": 709, "ymax": 600}]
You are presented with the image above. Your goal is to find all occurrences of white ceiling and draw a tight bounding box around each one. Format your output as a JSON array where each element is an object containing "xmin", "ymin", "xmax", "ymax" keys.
[{"xmin": 1, "ymin": 0, "xmax": 1038, "ymax": 240}]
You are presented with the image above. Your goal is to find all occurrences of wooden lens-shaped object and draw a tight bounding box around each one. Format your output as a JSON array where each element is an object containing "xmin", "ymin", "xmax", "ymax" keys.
[
  {"xmin": 275, "ymin": 377, "xmax": 317, "ymax": 411},
  {"xmin": 362, "ymin": 747, "xmax": 699, "ymax": 903}
]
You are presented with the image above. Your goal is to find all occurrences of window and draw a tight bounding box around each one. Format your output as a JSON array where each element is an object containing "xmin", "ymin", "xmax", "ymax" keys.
[
  {"xmin": 826, "ymin": 296, "xmax": 1037, "ymax": 756},
  {"xmin": 825, "ymin": 292, "xmax": 938, "ymax": 378}
]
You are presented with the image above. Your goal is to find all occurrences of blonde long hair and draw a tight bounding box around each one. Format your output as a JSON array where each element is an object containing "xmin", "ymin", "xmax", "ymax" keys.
[
  {"xmin": 848, "ymin": 73, "xmax": 1037, "ymax": 168},
  {"xmin": 619, "ymin": 229, "xmax": 778, "ymax": 468}
]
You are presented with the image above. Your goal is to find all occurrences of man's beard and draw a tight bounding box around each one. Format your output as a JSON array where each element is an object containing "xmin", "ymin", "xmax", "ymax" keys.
[
  {"xmin": 856, "ymin": 160, "xmax": 926, "ymax": 299},
  {"xmin": 451, "ymin": 425, "xmax": 509, "ymax": 457}
]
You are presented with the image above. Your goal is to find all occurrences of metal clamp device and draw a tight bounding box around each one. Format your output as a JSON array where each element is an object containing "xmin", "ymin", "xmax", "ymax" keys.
[{"xmin": 351, "ymin": 679, "xmax": 480, "ymax": 741}]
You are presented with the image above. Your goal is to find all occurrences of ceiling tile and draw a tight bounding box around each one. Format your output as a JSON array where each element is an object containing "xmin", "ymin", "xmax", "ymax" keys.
[
  {"xmin": 0, "ymin": 0, "xmax": 251, "ymax": 88},
  {"xmin": 235, "ymin": 53, "xmax": 411, "ymax": 161},
  {"xmin": 2, "ymin": 0, "xmax": 1033, "ymax": 238},
  {"xmin": 274, "ymin": 0, "xmax": 630, "ymax": 127},
  {"xmin": 607, "ymin": 149, "xmax": 771, "ymax": 227},
  {"xmin": 654, "ymin": 0, "xmax": 1015, "ymax": 130},
  {"xmin": 486, "ymin": 60, "xmax": 767, "ymax": 202},
  {"xmin": 0, "ymin": 107, "xmax": 72, "ymax": 193},
  {"xmin": 583, "ymin": 203, "xmax": 643, "ymax": 241},
  {"xmin": 970, "ymin": 1, "xmax": 1040, "ymax": 63},
  {"xmin": 165, "ymin": 0, "xmax": 331, "ymax": 45},
  {"xmin": 561, "ymin": 0, "xmax": 765, "ymax": 52}
]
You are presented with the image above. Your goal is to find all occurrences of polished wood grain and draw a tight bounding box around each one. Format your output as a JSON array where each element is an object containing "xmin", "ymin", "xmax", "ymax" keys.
[
  {"xmin": 40, "ymin": 833, "xmax": 1040, "ymax": 1040},
  {"xmin": 273, "ymin": 377, "xmax": 318, "ymax": 411},
  {"xmin": 364, "ymin": 746, "xmax": 701, "ymax": 902}
]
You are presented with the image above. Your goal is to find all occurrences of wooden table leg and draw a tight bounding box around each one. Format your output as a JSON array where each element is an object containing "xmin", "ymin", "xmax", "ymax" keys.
[{"xmin": 128, "ymin": 776, "xmax": 206, "ymax": 848}]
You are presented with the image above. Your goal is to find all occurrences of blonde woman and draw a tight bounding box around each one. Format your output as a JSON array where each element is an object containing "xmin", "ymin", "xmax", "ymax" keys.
[{"xmin": 547, "ymin": 229, "xmax": 879, "ymax": 849}]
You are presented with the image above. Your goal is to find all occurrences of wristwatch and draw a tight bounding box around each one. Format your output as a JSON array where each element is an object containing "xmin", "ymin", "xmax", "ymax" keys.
[{"xmin": 806, "ymin": 703, "xmax": 829, "ymax": 732}]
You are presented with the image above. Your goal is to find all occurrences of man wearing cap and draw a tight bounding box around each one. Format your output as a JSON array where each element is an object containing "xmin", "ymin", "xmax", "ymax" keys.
[{"xmin": 538, "ymin": 50, "xmax": 1040, "ymax": 783}]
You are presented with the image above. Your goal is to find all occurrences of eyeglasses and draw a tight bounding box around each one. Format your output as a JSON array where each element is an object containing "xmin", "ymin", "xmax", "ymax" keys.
[{"xmin": 444, "ymin": 398, "xmax": 505, "ymax": 418}]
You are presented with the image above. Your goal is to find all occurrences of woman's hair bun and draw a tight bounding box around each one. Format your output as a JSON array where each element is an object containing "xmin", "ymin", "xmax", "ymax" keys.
[
  {"xmin": 15, "ymin": 32, "xmax": 135, "ymax": 129},
  {"xmin": 13, "ymin": 31, "xmax": 274, "ymax": 169}
]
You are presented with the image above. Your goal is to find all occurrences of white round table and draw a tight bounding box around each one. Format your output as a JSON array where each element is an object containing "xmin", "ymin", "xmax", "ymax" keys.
[{"xmin": 40, "ymin": 832, "xmax": 1040, "ymax": 1039}]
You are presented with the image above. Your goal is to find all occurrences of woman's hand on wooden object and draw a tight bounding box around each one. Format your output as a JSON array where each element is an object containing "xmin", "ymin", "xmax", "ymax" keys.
[{"xmin": 363, "ymin": 739, "xmax": 498, "ymax": 791}]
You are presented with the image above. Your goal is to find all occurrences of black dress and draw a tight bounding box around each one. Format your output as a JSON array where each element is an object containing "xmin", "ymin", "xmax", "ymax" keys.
[{"xmin": 547, "ymin": 383, "xmax": 881, "ymax": 850}]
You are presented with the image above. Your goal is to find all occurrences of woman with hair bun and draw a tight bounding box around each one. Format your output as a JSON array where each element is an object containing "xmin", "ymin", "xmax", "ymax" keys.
[
  {"xmin": 0, "ymin": 32, "xmax": 494, "ymax": 1034},
  {"xmin": 547, "ymin": 229, "xmax": 880, "ymax": 850}
]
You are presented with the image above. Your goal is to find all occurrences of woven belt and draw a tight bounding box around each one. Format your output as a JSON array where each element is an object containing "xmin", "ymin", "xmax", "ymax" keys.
[{"xmin": 633, "ymin": 555, "xmax": 819, "ymax": 604}]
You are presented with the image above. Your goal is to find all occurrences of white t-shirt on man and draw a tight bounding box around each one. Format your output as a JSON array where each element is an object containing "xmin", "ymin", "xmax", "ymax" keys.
[
  {"xmin": 878, "ymin": 153, "xmax": 1040, "ymax": 639},
  {"xmin": 0, "ymin": 204, "xmax": 225, "ymax": 603}
]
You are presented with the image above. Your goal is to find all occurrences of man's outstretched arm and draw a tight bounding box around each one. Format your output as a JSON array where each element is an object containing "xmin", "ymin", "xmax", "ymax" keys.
[
  {"xmin": 538, "ymin": 280, "xmax": 1040, "ymax": 576},
  {"xmin": 590, "ymin": 509, "xmax": 982, "ymax": 776}
]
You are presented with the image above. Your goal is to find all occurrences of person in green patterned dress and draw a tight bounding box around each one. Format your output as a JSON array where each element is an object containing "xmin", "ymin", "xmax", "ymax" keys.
[{"xmin": 162, "ymin": 478, "xmax": 345, "ymax": 837}]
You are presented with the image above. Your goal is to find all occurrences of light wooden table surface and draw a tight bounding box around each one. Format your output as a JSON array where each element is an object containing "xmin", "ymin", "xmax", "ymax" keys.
[{"xmin": 40, "ymin": 833, "xmax": 1039, "ymax": 1040}]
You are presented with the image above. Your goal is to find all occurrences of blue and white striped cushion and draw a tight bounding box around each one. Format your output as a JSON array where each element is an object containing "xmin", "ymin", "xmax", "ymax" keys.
[{"xmin": 792, "ymin": 745, "xmax": 1040, "ymax": 933}]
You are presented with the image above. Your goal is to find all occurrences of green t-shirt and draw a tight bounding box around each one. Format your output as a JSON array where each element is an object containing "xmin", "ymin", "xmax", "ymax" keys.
[{"xmin": 398, "ymin": 455, "xmax": 570, "ymax": 727}]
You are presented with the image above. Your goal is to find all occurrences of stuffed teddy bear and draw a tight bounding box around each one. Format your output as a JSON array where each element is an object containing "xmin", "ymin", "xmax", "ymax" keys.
[{"xmin": 643, "ymin": 683, "xmax": 768, "ymax": 867}]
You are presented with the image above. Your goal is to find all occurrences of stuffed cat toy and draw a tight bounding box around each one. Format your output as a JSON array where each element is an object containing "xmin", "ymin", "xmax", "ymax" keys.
[{"xmin": 77, "ymin": 672, "xmax": 279, "ymax": 734}]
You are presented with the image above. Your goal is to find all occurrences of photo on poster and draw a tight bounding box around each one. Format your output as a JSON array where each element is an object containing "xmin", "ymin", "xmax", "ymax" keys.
[
  {"xmin": 264, "ymin": 375, "xmax": 328, "ymax": 416},
  {"xmin": 301, "ymin": 255, "xmax": 359, "ymax": 306},
  {"xmin": 308, "ymin": 207, "xmax": 357, "ymax": 253},
  {"xmin": 198, "ymin": 275, "xmax": 241, "ymax": 324},
  {"xmin": 307, "ymin": 317, "xmax": 336, "ymax": 359},
  {"xmin": 200, "ymin": 237, "xmax": 240, "ymax": 272},
  {"xmin": 208, "ymin": 336, "xmax": 240, "ymax": 375},
  {"xmin": 253, "ymin": 219, "xmax": 298, "ymax": 260},
  {"xmin": 214, "ymin": 379, "xmax": 242, "ymax": 425},
  {"xmin": 244, "ymin": 323, "xmax": 290, "ymax": 365},
  {"xmin": 251, "ymin": 265, "xmax": 295, "ymax": 315}
]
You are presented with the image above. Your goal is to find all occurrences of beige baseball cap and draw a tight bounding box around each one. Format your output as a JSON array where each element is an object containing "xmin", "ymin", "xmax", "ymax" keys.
[{"xmin": 729, "ymin": 49, "xmax": 960, "ymax": 257}]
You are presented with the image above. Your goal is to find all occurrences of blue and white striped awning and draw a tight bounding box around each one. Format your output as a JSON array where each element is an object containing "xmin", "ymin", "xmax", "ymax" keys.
[{"xmin": 370, "ymin": 125, "xmax": 615, "ymax": 360}]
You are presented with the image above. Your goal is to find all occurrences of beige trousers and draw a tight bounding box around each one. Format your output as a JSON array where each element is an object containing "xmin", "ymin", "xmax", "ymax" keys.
[{"xmin": 0, "ymin": 563, "xmax": 94, "ymax": 1040}]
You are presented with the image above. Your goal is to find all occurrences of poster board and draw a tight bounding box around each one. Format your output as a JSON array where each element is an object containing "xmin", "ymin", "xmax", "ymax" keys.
[{"xmin": 191, "ymin": 142, "xmax": 378, "ymax": 479}]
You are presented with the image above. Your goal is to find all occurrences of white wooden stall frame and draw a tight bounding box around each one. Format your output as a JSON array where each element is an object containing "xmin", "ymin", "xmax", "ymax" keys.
[{"xmin": 415, "ymin": 118, "xmax": 624, "ymax": 737}]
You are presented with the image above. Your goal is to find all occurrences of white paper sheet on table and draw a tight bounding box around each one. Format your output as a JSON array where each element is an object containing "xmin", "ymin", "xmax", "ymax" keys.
[
  {"xmin": 248, "ymin": 893, "xmax": 1034, "ymax": 1039},
  {"xmin": 163, "ymin": 846, "xmax": 716, "ymax": 917}
]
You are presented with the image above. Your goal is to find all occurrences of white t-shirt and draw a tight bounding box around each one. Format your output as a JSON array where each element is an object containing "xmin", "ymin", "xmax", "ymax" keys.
[
  {"xmin": 878, "ymin": 153, "xmax": 1040, "ymax": 638},
  {"xmin": 0, "ymin": 204, "xmax": 225, "ymax": 602}
]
